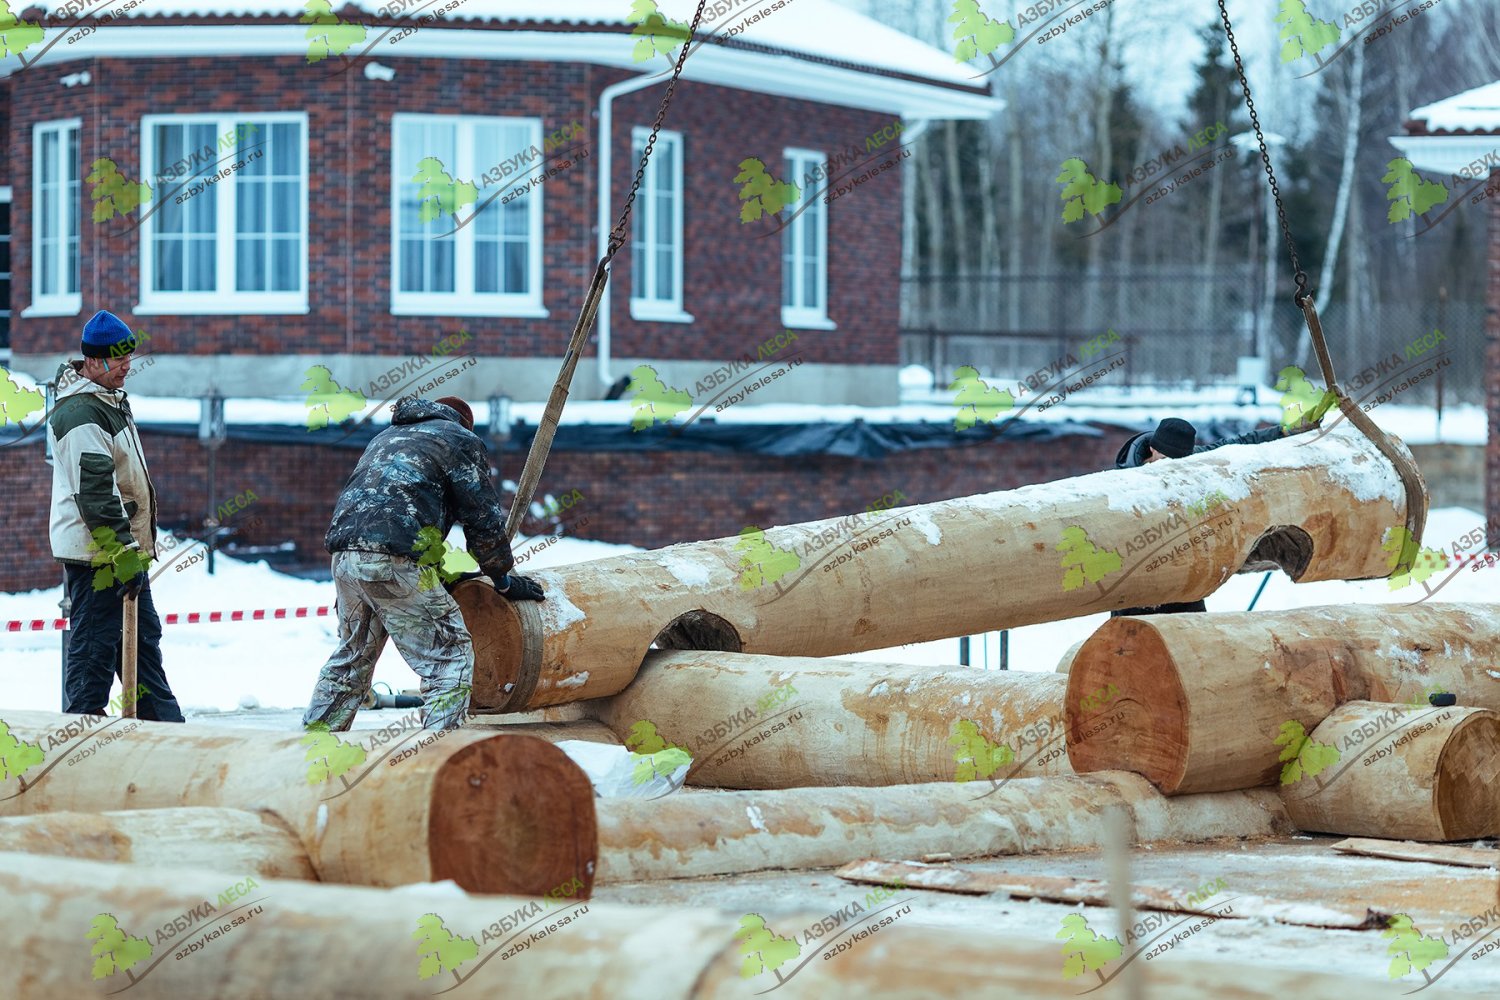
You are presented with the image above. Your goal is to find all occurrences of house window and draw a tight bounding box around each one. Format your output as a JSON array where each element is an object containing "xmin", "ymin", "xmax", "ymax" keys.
[
  {"xmin": 0, "ymin": 187, "xmax": 11, "ymax": 350},
  {"xmin": 782, "ymin": 149, "xmax": 831, "ymax": 329},
  {"xmin": 139, "ymin": 113, "xmax": 308, "ymax": 314},
  {"xmin": 630, "ymin": 128, "xmax": 689, "ymax": 322},
  {"xmin": 30, "ymin": 121, "xmax": 81, "ymax": 317},
  {"xmin": 391, "ymin": 114, "xmax": 545, "ymax": 317}
]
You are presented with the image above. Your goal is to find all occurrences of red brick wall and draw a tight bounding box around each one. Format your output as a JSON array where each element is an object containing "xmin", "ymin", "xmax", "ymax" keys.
[
  {"xmin": 0, "ymin": 424, "xmax": 1124, "ymax": 592},
  {"xmin": 1489, "ymin": 167, "xmax": 1499, "ymax": 542},
  {"xmin": 7, "ymin": 58, "xmax": 900, "ymax": 370}
]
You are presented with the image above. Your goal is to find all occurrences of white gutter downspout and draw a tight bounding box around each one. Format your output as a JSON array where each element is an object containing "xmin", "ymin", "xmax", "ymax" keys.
[{"xmin": 596, "ymin": 73, "xmax": 670, "ymax": 391}]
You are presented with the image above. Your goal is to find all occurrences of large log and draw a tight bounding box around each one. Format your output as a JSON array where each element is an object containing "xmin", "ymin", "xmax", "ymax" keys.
[
  {"xmin": 0, "ymin": 711, "xmax": 595, "ymax": 896},
  {"xmin": 584, "ymin": 650, "xmax": 1071, "ymax": 787},
  {"xmin": 0, "ymin": 853, "xmax": 1380, "ymax": 1000},
  {"xmin": 1064, "ymin": 603, "xmax": 1500, "ymax": 794},
  {"xmin": 1280, "ymin": 701, "xmax": 1500, "ymax": 841},
  {"xmin": 595, "ymin": 771, "xmax": 1289, "ymax": 882},
  {"xmin": 0, "ymin": 807, "xmax": 315, "ymax": 879},
  {"xmin": 457, "ymin": 426, "xmax": 1419, "ymax": 711}
]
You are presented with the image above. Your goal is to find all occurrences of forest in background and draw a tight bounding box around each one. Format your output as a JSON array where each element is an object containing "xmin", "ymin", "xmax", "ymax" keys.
[{"xmin": 854, "ymin": 0, "xmax": 1499, "ymax": 402}]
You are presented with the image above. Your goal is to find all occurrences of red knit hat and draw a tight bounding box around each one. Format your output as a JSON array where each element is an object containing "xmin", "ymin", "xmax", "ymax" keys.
[{"xmin": 434, "ymin": 396, "xmax": 474, "ymax": 432}]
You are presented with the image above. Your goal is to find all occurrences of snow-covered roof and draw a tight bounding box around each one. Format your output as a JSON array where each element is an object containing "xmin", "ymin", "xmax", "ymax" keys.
[
  {"xmin": 1389, "ymin": 80, "xmax": 1500, "ymax": 174},
  {"xmin": 0, "ymin": 0, "xmax": 996, "ymax": 119}
]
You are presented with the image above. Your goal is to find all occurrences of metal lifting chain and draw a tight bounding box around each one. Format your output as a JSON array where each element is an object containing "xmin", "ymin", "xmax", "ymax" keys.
[{"xmin": 1215, "ymin": 0, "xmax": 1428, "ymax": 575}]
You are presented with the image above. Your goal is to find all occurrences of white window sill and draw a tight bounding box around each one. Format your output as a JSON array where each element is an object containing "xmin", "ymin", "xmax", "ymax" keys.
[
  {"xmin": 629, "ymin": 301, "xmax": 694, "ymax": 324},
  {"xmin": 136, "ymin": 297, "xmax": 309, "ymax": 316},
  {"xmin": 781, "ymin": 310, "xmax": 836, "ymax": 331},
  {"xmin": 391, "ymin": 300, "xmax": 548, "ymax": 318},
  {"xmin": 22, "ymin": 296, "xmax": 82, "ymax": 318}
]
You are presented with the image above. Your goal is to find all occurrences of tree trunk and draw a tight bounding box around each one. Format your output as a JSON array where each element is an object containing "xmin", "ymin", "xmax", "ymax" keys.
[
  {"xmin": 1280, "ymin": 701, "xmax": 1500, "ymax": 841},
  {"xmin": 583, "ymin": 651, "xmax": 1070, "ymax": 788},
  {"xmin": 0, "ymin": 712, "xmax": 595, "ymax": 896},
  {"xmin": 0, "ymin": 807, "xmax": 315, "ymax": 879},
  {"xmin": 456, "ymin": 426, "xmax": 1422, "ymax": 711},
  {"xmin": 1064, "ymin": 603, "xmax": 1500, "ymax": 795},
  {"xmin": 595, "ymin": 771, "xmax": 1288, "ymax": 882}
]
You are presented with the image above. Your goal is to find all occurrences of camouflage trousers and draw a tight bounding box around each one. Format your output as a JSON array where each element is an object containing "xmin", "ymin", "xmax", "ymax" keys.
[{"xmin": 303, "ymin": 550, "xmax": 473, "ymax": 731}]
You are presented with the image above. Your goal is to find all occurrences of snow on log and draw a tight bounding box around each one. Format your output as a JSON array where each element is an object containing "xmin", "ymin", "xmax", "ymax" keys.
[
  {"xmin": 0, "ymin": 807, "xmax": 315, "ymax": 879},
  {"xmin": 594, "ymin": 772, "xmax": 1290, "ymax": 882},
  {"xmin": 583, "ymin": 650, "xmax": 1072, "ymax": 788},
  {"xmin": 0, "ymin": 711, "xmax": 595, "ymax": 896},
  {"xmin": 1064, "ymin": 603, "xmax": 1500, "ymax": 794},
  {"xmin": 457, "ymin": 426, "xmax": 1419, "ymax": 712},
  {"xmin": 1280, "ymin": 701, "xmax": 1500, "ymax": 841}
]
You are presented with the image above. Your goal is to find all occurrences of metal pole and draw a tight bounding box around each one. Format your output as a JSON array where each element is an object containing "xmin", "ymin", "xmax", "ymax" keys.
[
  {"xmin": 999, "ymin": 629, "xmax": 1009, "ymax": 671},
  {"xmin": 58, "ymin": 586, "xmax": 71, "ymax": 710},
  {"xmin": 958, "ymin": 635, "xmax": 970, "ymax": 666}
]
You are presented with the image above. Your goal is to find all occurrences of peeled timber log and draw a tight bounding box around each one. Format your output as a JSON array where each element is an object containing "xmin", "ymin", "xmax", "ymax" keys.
[
  {"xmin": 595, "ymin": 771, "xmax": 1289, "ymax": 882},
  {"xmin": 0, "ymin": 807, "xmax": 315, "ymax": 879},
  {"xmin": 585, "ymin": 650, "xmax": 1071, "ymax": 788},
  {"xmin": 1064, "ymin": 603, "xmax": 1500, "ymax": 794},
  {"xmin": 0, "ymin": 853, "xmax": 1380, "ymax": 1000},
  {"xmin": 0, "ymin": 711, "xmax": 595, "ymax": 895},
  {"xmin": 1280, "ymin": 701, "xmax": 1500, "ymax": 841},
  {"xmin": 457, "ymin": 426, "xmax": 1418, "ymax": 711}
]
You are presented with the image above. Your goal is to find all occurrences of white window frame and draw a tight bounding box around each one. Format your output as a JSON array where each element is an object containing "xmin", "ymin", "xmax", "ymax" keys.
[
  {"xmin": 27, "ymin": 120, "xmax": 81, "ymax": 318},
  {"xmin": 781, "ymin": 147, "xmax": 834, "ymax": 330},
  {"xmin": 390, "ymin": 113, "xmax": 547, "ymax": 318},
  {"xmin": 0, "ymin": 186, "xmax": 12, "ymax": 345},
  {"xmin": 137, "ymin": 111, "xmax": 310, "ymax": 315},
  {"xmin": 629, "ymin": 127, "xmax": 691, "ymax": 323}
]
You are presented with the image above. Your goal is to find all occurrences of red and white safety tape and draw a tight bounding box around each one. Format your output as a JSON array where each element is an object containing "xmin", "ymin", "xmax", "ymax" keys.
[{"xmin": 4, "ymin": 605, "xmax": 334, "ymax": 633}]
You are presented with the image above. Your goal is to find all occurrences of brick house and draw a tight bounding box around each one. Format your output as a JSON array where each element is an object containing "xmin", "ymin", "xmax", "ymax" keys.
[
  {"xmin": 0, "ymin": 0, "xmax": 994, "ymax": 405},
  {"xmin": 1391, "ymin": 80, "xmax": 1500, "ymax": 544}
]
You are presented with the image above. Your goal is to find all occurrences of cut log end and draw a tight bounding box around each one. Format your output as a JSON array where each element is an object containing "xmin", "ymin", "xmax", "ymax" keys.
[
  {"xmin": 1066, "ymin": 618, "xmax": 1189, "ymax": 792},
  {"xmin": 1437, "ymin": 712, "xmax": 1500, "ymax": 841},
  {"xmin": 454, "ymin": 581, "xmax": 530, "ymax": 712},
  {"xmin": 427, "ymin": 734, "xmax": 597, "ymax": 897}
]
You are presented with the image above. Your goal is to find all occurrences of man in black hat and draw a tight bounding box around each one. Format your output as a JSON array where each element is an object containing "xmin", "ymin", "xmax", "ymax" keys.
[
  {"xmin": 1109, "ymin": 417, "xmax": 1288, "ymax": 616},
  {"xmin": 47, "ymin": 310, "xmax": 184, "ymax": 721}
]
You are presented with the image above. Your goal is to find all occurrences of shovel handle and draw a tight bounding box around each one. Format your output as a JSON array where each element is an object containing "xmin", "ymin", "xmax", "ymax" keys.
[{"xmin": 121, "ymin": 594, "xmax": 138, "ymax": 720}]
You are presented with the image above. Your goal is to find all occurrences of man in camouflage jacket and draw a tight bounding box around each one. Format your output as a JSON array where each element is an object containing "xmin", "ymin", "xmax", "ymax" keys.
[{"xmin": 304, "ymin": 395, "xmax": 543, "ymax": 731}]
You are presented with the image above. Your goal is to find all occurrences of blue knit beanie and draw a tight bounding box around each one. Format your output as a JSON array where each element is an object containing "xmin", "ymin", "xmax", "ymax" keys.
[{"xmin": 82, "ymin": 310, "xmax": 139, "ymax": 358}]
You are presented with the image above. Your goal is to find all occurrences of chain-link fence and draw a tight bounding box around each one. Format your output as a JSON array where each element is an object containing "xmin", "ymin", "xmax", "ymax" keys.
[{"xmin": 901, "ymin": 270, "xmax": 1485, "ymax": 405}]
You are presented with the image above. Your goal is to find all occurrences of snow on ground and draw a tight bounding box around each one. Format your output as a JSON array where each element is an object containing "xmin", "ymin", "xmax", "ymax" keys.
[{"xmin": 2, "ymin": 507, "xmax": 1491, "ymax": 717}]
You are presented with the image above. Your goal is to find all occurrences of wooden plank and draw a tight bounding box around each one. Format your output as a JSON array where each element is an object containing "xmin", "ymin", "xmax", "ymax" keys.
[
  {"xmin": 834, "ymin": 859, "xmax": 1386, "ymax": 930},
  {"xmin": 1331, "ymin": 836, "xmax": 1500, "ymax": 869}
]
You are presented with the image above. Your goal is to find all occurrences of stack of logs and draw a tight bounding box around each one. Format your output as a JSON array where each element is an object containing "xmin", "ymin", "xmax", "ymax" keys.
[{"xmin": 3, "ymin": 425, "xmax": 1488, "ymax": 998}]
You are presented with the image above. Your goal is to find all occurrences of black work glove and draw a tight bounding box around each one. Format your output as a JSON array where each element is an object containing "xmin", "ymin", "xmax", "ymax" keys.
[
  {"xmin": 495, "ymin": 573, "xmax": 545, "ymax": 602},
  {"xmin": 121, "ymin": 567, "xmax": 149, "ymax": 599}
]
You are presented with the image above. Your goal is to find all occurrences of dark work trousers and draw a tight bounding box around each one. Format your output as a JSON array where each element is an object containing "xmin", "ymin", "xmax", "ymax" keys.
[
  {"xmin": 62, "ymin": 563, "xmax": 185, "ymax": 722},
  {"xmin": 1110, "ymin": 600, "xmax": 1208, "ymax": 617}
]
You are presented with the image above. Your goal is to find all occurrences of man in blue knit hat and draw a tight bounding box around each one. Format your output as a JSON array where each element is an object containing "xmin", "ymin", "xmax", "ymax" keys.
[{"xmin": 46, "ymin": 310, "xmax": 183, "ymax": 722}]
